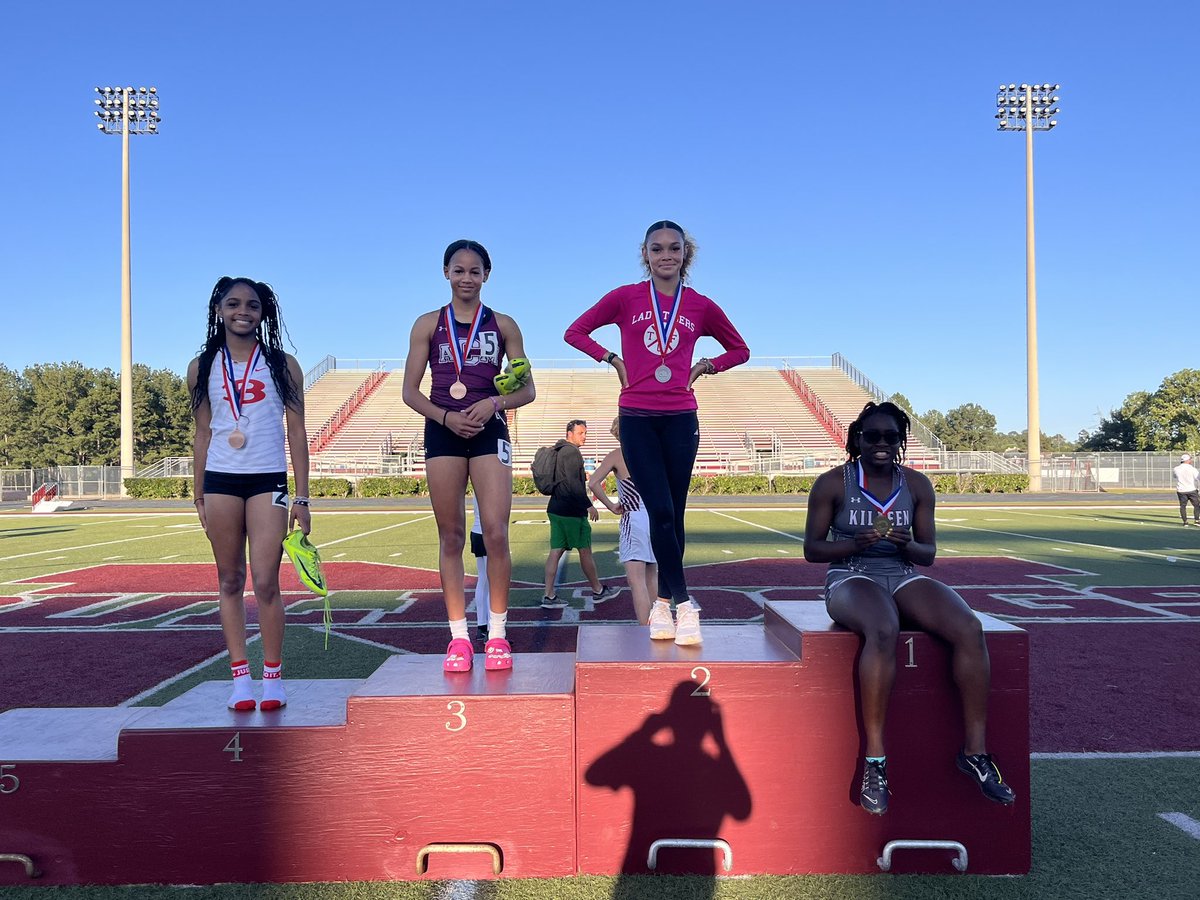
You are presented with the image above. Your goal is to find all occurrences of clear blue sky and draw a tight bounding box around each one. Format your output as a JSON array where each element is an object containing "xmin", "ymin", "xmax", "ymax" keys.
[{"xmin": 3, "ymin": 1, "xmax": 1196, "ymax": 440}]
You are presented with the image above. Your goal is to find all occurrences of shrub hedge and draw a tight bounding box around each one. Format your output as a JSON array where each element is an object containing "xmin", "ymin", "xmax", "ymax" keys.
[{"xmin": 127, "ymin": 471, "xmax": 1027, "ymax": 499}]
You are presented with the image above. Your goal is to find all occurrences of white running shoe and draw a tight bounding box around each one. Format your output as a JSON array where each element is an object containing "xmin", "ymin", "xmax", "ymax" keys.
[
  {"xmin": 648, "ymin": 600, "xmax": 676, "ymax": 640},
  {"xmin": 674, "ymin": 601, "xmax": 703, "ymax": 645}
]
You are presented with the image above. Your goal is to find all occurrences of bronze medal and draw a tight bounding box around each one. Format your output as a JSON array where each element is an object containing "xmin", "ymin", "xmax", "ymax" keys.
[
  {"xmin": 449, "ymin": 380, "xmax": 467, "ymax": 400},
  {"xmin": 228, "ymin": 429, "xmax": 246, "ymax": 450},
  {"xmin": 873, "ymin": 513, "xmax": 892, "ymax": 537}
]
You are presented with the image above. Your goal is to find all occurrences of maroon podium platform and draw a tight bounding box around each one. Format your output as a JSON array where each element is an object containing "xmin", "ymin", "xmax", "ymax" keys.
[
  {"xmin": 763, "ymin": 600, "xmax": 1031, "ymax": 874},
  {"xmin": 575, "ymin": 624, "xmax": 812, "ymax": 876},
  {"xmin": 0, "ymin": 654, "xmax": 577, "ymax": 885},
  {"xmin": 343, "ymin": 652, "xmax": 577, "ymax": 880}
]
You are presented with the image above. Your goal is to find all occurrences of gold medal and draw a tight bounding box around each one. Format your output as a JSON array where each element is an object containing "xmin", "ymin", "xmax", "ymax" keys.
[
  {"xmin": 228, "ymin": 429, "xmax": 246, "ymax": 449},
  {"xmin": 873, "ymin": 513, "xmax": 892, "ymax": 537},
  {"xmin": 449, "ymin": 380, "xmax": 467, "ymax": 400}
]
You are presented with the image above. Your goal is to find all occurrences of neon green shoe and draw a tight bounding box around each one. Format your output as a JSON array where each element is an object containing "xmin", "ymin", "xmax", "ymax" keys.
[
  {"xmin": 283, "ymin": 530, "xmax": 328, "ymax": 597},
  {"xmin": 283, "ymin": 529, "xmax": 332, "ymax": 648},
  {"xmin": 492, "ymin": 357, "xmax": 532, "ymax": 395}
]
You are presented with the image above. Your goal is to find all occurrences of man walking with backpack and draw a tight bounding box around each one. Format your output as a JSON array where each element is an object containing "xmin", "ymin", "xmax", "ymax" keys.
[{"xmin": 538, "ymin": 419, "xmax": 618, "ymax": 608}]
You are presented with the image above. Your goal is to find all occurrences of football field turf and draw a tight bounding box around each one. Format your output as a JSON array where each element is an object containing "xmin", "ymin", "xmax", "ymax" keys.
[{"xmin": 0, "ymin": 500, "xmax": 1197, "ymax": 898}]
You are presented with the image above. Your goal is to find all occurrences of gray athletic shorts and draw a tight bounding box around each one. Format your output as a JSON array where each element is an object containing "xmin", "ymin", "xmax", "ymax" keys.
[{"xmin": 823, "ymin": 569, "xmax": 933, "ymax": 608}]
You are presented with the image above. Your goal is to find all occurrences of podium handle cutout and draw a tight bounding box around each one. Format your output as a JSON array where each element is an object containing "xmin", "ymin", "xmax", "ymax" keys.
[
  {"xmin": 415, "ymin": 842, "xmax": 502, "ymax": 876},
  {"xmin": 647, "ymin": 838, "xmax": 733, "ymax": 872},
  {"xmin": 876, "ymin": 839, "xmax": 968, "ymax": 872},
  {"xmin": 0, "ymin": 854, "xmax": 40, "ymax": 879}
]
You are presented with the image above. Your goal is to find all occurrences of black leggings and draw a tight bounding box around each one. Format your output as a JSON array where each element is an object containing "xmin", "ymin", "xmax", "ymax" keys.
[{"xmin": 619, "ymin": 411, "xmax": 699, "ymax": 605}]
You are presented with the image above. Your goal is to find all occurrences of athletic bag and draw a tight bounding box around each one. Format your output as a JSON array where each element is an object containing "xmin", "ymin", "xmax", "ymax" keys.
[{"xmin": 531, "ymin": 444, "xmax": 561, "ymax": 495}]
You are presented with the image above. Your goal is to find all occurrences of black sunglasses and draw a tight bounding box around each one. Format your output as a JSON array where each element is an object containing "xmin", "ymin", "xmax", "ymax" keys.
[{"xmin": 861, "ymin": 429, "xmax": 902, "ymax": 446}]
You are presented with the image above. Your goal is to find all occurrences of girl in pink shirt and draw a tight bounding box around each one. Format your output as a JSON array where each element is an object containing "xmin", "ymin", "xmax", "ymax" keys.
[{"xmin": 565, "ymin": 221, "xmax": 749, "ymax": 645}]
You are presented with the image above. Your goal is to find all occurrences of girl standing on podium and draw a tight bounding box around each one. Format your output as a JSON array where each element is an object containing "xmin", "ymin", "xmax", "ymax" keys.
[
  {"xmin": 402, "ymin": 240, "xmax": 536, "ymax": 672},
  {"xmin": 189, "ymin": 276, "xmax": 310, "ymax": 712},
  {"xmin": 565, "ymin": 220, "xmax": 749, "ymax": 646},
  {"xmin": 803, "ymin": 401, "xmax": 1016, "ymax": 815}
]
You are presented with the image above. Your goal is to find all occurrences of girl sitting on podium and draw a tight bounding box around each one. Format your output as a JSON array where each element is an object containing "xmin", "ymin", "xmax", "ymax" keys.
[{"xmin": 803, "ymin": 401, "xmax": 1016, "ymax": 815}]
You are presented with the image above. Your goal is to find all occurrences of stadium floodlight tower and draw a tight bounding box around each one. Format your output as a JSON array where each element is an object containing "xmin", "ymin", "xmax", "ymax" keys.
[
  {"xmin": 996, "ymin": 82, "xmax": 1059, "ymax": 492},
  {"xmin": 93, "ymin": 85, "xmax": 160, "ymax": 490}
]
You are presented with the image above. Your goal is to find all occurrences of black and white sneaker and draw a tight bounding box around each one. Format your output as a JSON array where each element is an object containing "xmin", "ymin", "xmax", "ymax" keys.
[
  {"xmin": 859, "ymin": 759, "xmax": 889, "ymax": 815},
  {"xmin": 540, "ymin": 595, "xmax": 567, "ymax": 609},
  {"xmin": 592, "ymin": 584, "xmax": 619, "ymax": 602},
  {"xmin": 956, "ymin": 750, "xmax": 1016, "ymax": 805}
]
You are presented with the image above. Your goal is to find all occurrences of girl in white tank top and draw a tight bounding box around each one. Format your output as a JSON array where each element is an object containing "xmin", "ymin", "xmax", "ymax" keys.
[{"xmin": 187, "ymin": 276, "xmax": 311, "ymax": 713}]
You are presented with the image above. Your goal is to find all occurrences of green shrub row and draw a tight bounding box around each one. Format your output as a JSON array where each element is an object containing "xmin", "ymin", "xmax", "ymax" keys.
[
  {"xmin": 124, "ymin": 477, "xmax": 192, "ymax": 499},
  {"xmin": 125, "ymin": 471, "xmax": 1028, "ymax": 499},
  {"xmin": 930, "ymin": 473, "xmax": 1029, "ymax": 493}
]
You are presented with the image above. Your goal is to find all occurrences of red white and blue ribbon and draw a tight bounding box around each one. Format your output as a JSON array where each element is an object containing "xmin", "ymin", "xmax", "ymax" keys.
[
  {"xmin": 647, "ymin": 279, "xmax": 684, "ymax": 364},
  {"xmin": 857, "ymin": 461, "xmax": 901, "ymax": 517},
  {"xmin": 443, "ymin": 303, "xmax": 485, "ymax": 379},
  {"xmin": 221, "ymin": 342, "xmax": 261, "ymax": 423}
]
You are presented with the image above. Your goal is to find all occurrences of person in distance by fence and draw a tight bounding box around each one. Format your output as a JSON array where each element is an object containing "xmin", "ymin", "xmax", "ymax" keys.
[
  {"xmin": 401, "ymin": 240, "xmax": 535, "ymax": 673},
  {"xmin": 1172, "ymin": 452, "xmax": 1200, "ymax": 526},
  {"xmin": 565, "ymin": 220, "xmax": 749, "ymax": 645},
  {"xmin": 804, "ymin": 401, "xmax": 1016, "ymax": 815},
  {"xmin": 188, "ymin": 276, "xmax": 310, "ymax": 712}
]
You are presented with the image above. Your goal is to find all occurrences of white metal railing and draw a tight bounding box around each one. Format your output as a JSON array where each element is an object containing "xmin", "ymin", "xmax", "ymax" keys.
[{"xmin": 831, "ymin": 352, "xmax": 945, "ymax": 453}]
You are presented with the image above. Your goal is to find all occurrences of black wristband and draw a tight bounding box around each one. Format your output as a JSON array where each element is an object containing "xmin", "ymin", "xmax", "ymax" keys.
[
  {"xmin": 603, "ymin": 351, "xmax": 615, "ymax": 364},
  {"xmin": 442, "ymin": 409, "xmax": 449, "ymax": 428}
]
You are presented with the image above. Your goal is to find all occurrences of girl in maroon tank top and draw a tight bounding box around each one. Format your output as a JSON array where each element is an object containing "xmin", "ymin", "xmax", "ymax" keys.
[{"xmin": 401, "ymin": 240, "xmax": 537, "ymax": 672}]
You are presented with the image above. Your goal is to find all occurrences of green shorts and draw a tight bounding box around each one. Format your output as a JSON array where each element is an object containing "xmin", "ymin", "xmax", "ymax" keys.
[{"xmin": 549, "ymin": 512, "xmax": 592, "ymax": 550}]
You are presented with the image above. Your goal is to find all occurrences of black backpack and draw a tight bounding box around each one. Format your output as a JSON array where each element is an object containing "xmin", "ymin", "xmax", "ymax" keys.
[{"xmin": 531, "ymin": 444, "xmax": 561, "ymax": 495}]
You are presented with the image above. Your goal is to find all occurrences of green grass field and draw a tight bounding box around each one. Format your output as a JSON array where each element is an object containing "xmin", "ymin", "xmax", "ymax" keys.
[{"xmin": 1, "ymin": 499, "xmax": 1198, "ymax": 898}]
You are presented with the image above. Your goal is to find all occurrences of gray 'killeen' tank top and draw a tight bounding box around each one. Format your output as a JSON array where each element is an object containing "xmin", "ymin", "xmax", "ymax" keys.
[{"xmin": 828, "ymin": 462, "xmax": 914, "ymax": 574}]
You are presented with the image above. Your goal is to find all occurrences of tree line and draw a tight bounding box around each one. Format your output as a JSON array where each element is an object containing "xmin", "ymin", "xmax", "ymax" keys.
[
  {"xmin": 890, "ymin": 367, "xmax": 1200, "ymax": 454},
  {"xmin": 0, "ymin": 363, "xmax": 192, "ymax": 469},
  {"xmin": 1, "ymin": 362, "xmax": 1194, "ymax": 468}
]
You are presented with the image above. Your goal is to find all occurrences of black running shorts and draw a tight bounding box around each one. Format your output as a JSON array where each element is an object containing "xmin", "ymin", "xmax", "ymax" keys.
[
  {"xmin": 424, "ymin": 414, "xmax": 512, "ymax": 463},
  {"xmin": 203, "ymin": 470, "xmax": 289, "ymax": 504}
]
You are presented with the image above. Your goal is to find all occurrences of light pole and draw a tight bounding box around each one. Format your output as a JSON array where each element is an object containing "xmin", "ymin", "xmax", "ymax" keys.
[
  {"xmin": 93, "ymin": 85, "xmax": 160, "ymax": 490},
  {"xmin": 996, "ymin": 82, "xmax": 1058, "ymax": 492}
]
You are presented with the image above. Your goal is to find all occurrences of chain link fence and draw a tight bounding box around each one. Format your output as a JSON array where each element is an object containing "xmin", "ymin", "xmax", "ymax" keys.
[{"xmin": 0, "ymin": 453, "xmax": 1190, "ymax": 498}]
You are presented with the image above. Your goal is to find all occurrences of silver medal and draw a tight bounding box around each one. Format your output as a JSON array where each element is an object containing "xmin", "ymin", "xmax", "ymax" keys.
[{"xmin": 654, "ymin": 365, "xmax": 671, "ymax": 383}]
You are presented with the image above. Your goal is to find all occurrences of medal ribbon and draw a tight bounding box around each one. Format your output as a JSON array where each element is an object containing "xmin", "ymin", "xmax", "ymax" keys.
[
  {"xmin": 221, "ymin": 343, "xmax": 261, "ymax": 425},
  {"xmin": 647, "ymin": 279, "xmax": 684, "ymax": 367},
  {"xmin": 443, "ymin": 303, "xmax": 485, "ymax": 381},
  {"xmin": 856, "ymin": 461, "xmax": 902, "ymax": 517}
]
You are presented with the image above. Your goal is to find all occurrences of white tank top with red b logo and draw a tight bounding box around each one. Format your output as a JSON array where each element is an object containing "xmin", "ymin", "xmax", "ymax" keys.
[{"xmin": 205, "ymin": 349, "xmax": 287, "ymax": 474}]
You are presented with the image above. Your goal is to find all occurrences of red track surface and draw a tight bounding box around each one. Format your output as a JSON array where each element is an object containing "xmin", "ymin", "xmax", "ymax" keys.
[{"xmin": 3, "ymin": 558, "xmax": 1198, "ymax": 753}]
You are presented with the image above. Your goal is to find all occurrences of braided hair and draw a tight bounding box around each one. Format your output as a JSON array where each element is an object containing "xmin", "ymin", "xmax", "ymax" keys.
[
  {"xmin": 190, "ymin": 276, "xmax": 300, "ymax": 411},
  {"xmin": 845, "ymin": 401, "xmax": 910, "ymax": 463}
]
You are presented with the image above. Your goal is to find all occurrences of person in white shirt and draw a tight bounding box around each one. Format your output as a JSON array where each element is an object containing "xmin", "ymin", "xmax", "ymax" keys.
[{"xmin": 1172, "ymin": 453, "xmax": 1200, "ymax": 525}]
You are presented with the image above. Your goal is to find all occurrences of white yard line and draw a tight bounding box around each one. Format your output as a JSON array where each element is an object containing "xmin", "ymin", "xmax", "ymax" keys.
[
  {"xmin": 1158, "ymin": 813, "xmax": 1200, "ymax": 840},
  {"xmin": 321, "ymin": 515, "xmax": 435, "ymax": 547},
  {"xmin": 937, "ymin": 521, "xmax": 1200, "ymax": 567},
  {"xmin": 1032, "ymin": 751, "xmax": 1200, "ymax": 760},
  {"xmin": 0, "ymin": 530, "xmax": 191, "ymax": 562},
  {"xmin": 708, "ymin": 510, "xmax": 804, "ymax": 542}
]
